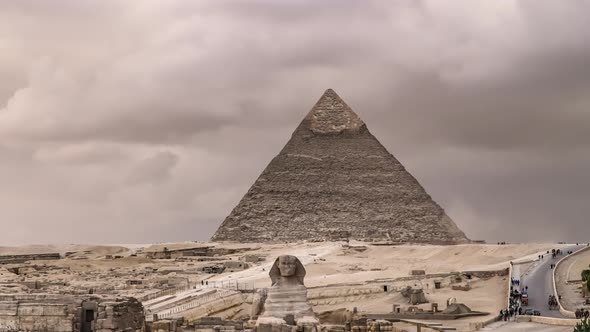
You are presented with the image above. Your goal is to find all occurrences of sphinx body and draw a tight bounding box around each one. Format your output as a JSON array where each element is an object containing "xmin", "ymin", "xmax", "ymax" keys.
[
  {"xmin": 260, "ymin": 283, "xmax": 314, "ymax": 321},
  {"xmin": 257, "ymin": 255, "xmax": 318, "ymax": 327}
]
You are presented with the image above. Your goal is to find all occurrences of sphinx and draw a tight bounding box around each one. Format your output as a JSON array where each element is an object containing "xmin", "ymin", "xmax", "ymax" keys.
[{"xmin": 256, "ymin": 255, "xmax": 318, "ymax": 327}]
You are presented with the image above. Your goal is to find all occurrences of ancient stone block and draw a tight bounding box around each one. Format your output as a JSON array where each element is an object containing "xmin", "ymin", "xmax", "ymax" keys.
[
  {"xmin": 152, "ymin": 320, "xmax": 177, "ymax": 332},
  {"xmin": 19, "ymin": 315, "xmax": 48, "ymax": 330},
  {"xmin": 17, "ymin": 303, "xmax": 44, "ymax": 316},
  {"xmin": 100, "ymin": 317, "xmax": 116, "ymax": 329},
  {"xmin": 0, "ymin": 316, "xmax": 18, "ymax": 330},
  {"xmin": 53, "ymin": 318, "xmax": 74, "ymax": 332},
  {"xmin": 43, "ymin": 304, "xmax": 69, "ymax": 316},
  {"xmin": 44, "ymin": 316, "xmax": 74, "ymax": 332},
  {"xmin": 0, "ymin": 302, "xmax": 18, "ymax": 316}
]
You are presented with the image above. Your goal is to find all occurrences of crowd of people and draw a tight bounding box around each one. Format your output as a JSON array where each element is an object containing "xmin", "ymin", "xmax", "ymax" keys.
[
  {"xmin": 511, "ymin": 278, "xmax": 521, "ymax": 287},
  {"xmin": 576, "ymin": 308, "xmax": 590, "ymax": 319},
  {"xmin": 500, "ymin": 298, "xmax": 525, "ymax": 321},
  {"xmin": 501, "ymin": 286, "xmax": 527, "ymax": 321}
]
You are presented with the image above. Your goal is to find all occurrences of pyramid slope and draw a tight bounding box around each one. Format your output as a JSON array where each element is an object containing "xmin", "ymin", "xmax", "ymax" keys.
[{"xmin": 212, "ymin": 89, "xmax": 469, "ymax": 243}]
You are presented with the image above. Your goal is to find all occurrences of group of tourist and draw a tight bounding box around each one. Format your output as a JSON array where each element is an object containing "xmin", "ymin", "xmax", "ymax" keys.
[
  {"xmin": 575, "ymin": 308, "xmax": 590, "ymax": 319},
  {"xmin": 510, "ymin": 278, "xmax": 521, "ymax": 286},
  {"xmin": 499, "ymin": 305, "xmax": 523, "ymax": 321},
  {"xmin": 550, "ymin": 248, "xmax": 562, "ymax": 259}
]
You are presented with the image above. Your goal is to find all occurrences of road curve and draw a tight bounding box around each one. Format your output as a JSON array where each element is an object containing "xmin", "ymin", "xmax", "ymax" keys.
[{"xmin": 518, "ymin": 244, "xmax": 583, "ymax": 318}]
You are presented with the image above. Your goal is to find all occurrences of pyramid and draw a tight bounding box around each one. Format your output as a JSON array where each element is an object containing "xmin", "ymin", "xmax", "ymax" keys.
[{"xmin": 211, "ymin": 89, "xmax": 469, "ymax": 244}]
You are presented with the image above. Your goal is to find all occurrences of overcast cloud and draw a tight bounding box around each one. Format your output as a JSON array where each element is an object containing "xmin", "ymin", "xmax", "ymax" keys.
[{"xmin": 1, "ymin": 1, "xmax": 589, "ymax": 245}]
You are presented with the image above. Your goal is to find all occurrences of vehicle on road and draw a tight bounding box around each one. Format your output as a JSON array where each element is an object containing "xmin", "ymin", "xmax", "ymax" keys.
[
  {"xmin": 524, "ymin": 308, "xmax": 541, "ymax": 316},
  {"xmin": 548, "ymin": 295, "xmax": 558, "ymax": 310},
  {"xmin": 521, "ymin": 293, "xmax": 529, "ymax": 306}
]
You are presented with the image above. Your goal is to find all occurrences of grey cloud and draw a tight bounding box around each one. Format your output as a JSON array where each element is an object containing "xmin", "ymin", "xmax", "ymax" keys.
[
  {"xmin": 1, "ymin": 1, "xmax": 590, "ymax": 244},
  {"xmin": 32, "ymin": 143, "xmax": 128, "ymax": 165},
  {"xmin": 126, "ymin": 151, "xmax": 179, "ymax": 185}
]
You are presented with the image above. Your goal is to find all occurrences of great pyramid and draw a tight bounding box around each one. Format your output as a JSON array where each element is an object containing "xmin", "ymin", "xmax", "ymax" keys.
[{"xmin": 212, "ymin": 89, "xmax": 469, "ymax": 244}]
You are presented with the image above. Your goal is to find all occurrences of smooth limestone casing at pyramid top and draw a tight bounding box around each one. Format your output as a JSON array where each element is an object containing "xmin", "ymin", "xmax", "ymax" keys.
[{"xmin": 212, "ymin": 89, "xmax": 469, "ymax": 244}]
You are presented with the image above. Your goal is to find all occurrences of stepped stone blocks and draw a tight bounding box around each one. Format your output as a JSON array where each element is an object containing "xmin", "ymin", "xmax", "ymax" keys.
[{"xmin": 212, "ymin": 89, "xmax": 468, "ymax": 244}]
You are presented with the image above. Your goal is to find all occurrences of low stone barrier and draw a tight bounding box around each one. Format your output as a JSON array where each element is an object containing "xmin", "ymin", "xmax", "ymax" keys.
[
  {"xmin": 517, "ymin": 314, "xmax": 583, "ymax": 326},
  {"xmin": 506, "ymin": 263, "xmax": 513, "ymax": 308},
  {"xmin": 531, "ymin": 315, "xmax": 581, "ymax": 326},
  {"xmin": 468, "ymin": 315, "xmax": 499, "ymax": 331}
]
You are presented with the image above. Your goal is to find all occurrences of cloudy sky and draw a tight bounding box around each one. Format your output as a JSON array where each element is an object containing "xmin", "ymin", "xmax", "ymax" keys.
[{"xmin": 1, "ymin": 1, "xmax": 589, "ymax": 245}]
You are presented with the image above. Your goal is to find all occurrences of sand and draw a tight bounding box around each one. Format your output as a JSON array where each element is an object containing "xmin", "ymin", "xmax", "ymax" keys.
[
  {"xmin": 555, "ymin": 247, "xmax": 590, "ymax": 311},
  {"xmin": 0, "ymin": 241, "xmax": 570, "ymax": 331}
]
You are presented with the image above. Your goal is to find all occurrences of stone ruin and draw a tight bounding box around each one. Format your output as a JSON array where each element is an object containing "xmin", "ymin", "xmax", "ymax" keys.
[
  {"xmin": 0, "ymin": 294, "xmax": 144, "ymax": 332},
  {"xmin": 212, "ymin": 89, "xmax": 468, "ymax": 244},
  {"xmin": 400, "ymin": 286, "xmax": 428, "ymax": 305}
]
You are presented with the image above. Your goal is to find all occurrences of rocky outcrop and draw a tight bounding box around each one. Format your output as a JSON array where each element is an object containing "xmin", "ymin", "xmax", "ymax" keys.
[{"xmin": 212, "ymin": 89, "xmax": 468, "ymax": 244}]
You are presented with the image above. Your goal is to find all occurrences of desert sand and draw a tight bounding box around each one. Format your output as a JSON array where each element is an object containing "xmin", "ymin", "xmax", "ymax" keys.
[{"xmin": 0, "ymin": 241, "xmax": 570, "ymax": 331}]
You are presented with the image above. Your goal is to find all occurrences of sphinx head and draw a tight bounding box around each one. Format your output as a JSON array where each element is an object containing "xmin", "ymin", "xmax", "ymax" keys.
[
  {"xmin": 278, "ymin": 255, "xmax": 298, "ymax": 276},
  {"xmin": 269, "ymin": 255, "xmax": 306, "ymax": 286}
]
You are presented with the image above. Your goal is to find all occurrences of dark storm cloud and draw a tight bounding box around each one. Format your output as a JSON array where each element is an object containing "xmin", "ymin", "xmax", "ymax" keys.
[{"xmin": 1, "ymin": 1, "xmax": 589, "ymax": 244}]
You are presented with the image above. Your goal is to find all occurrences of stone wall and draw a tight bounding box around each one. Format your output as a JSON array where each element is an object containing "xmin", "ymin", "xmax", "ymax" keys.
[
  {"xmin": 516, "ymin": 315, "xmax": 581, "ymax": 327},
  {"xmin": 0, "ymin": 294, "xmax": 144, "ymax": 332},
  {"xmin": 0, "ymin": 253, "xmax": 61, "ymax": 264},
  {"xmin": 308, "ymin": 286, "xmax": 384, "ymax": 306},
  {"xmin": 463, "ymin": 269, "xmax": 509, "ymax": 279},
  {"xmin": 0, "ymin": 301, "xmax": 75, "ymax": 331},
  {"xmin": 81, "ymin": 298, "xmax": 144, "ymax": 332}
]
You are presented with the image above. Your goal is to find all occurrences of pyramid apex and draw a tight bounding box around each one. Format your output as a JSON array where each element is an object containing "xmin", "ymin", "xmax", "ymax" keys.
[
  {"xmin": 305, "ymin": 89, "xmax": 365, "ymax": 135},
  {"xmin": 319, "ymin": 88, "xmax": 341, "ymax": 100}
]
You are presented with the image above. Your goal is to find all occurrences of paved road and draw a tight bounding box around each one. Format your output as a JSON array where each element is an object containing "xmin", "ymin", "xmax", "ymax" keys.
[
  {"xmin": 517, "ymin": 244, "xmax": 583, "ymax": 318},
  {"xmin": 481, "ymin": 321, "xmax": 571, "ymax": 331},
  {"xmin": 480, "ymin": 322, "xmax": 573, "ymax": 332}
]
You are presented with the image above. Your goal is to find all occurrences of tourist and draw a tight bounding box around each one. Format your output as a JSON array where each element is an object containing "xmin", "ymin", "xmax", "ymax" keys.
[
  {"xmin": 576, "ymin": 308, "xmax": 581, "ymax": 319},
  {"xmin": 518, "ymin": 307, "xmax": 523, "ymax": 315}
]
